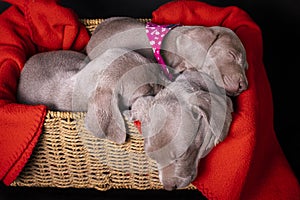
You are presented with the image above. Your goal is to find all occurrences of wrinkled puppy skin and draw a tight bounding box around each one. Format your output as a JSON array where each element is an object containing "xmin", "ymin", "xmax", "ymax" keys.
[
  {"xmin": 127, "ymin": 70, "xmax": 233, "ymax": 190},
  {"xmin": 86, "ymin": 17, "xmax": 248, "ymax": 96}
]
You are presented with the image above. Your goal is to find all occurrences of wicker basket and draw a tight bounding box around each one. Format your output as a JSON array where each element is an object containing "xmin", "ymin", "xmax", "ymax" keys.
[{"xmin": 10, "ymin": 19, "xmax": 196, "ymax": 191}]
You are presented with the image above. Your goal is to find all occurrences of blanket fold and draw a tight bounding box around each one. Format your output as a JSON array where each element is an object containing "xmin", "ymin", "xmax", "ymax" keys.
[
  {"xmin": 0, "ymin": 0, "xmax": 90, "ymax": 185},
  {"xmin": 151, "ymin": 1, "xmax": 299, "ymax": 199}
]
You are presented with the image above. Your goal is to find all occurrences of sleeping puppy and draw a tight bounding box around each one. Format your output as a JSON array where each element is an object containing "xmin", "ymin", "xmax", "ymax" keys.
[
  {"xmin": 125, "ymin": 70, "xmax": 233, "ymax": 190},
  {"xmin": 17, "ymin": 48, "xmax": 167, "ymax": 144},
  {"xmin": 17, "ymin": 50, "xmax": 88, "ymax": 111},
  {"xmin": 86, "ymin": 16, "xmax": 248, "ymax": 96}
]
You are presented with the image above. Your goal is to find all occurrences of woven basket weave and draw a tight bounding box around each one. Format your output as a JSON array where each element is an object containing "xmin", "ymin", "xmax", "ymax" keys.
[{"xmin": 10, "ymin": 19, "xmax": 196, "ymax": 191}]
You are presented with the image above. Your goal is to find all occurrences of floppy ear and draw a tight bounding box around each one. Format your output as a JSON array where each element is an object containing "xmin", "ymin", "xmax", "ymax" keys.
[
  {"xmin": 175, "ymin": 26, "xmax": 217, "ymax": 68},
  {"xmin": 188, "ymin": 88, "xmax": 233, "ymax": 147},
  {"xmin": 85, "ymin": 86, "xmax": 127, "ymax": 144}
]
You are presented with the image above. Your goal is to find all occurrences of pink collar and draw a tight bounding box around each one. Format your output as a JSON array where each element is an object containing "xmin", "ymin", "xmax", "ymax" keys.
[{"xmin": 146, "ymin": 22, "xmax": 179, "ymax": 80}]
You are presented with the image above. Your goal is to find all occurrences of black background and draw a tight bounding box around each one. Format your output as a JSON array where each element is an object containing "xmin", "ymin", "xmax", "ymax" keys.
[{"xmin": 0, "ymin": 0, "xmax": 299, "ymax": 199}]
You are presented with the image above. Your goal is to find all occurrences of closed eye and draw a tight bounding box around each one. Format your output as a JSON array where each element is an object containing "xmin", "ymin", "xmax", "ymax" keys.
[{"xmin": 228, "ymin": 50, "xmax": 236, "ymax": 60}]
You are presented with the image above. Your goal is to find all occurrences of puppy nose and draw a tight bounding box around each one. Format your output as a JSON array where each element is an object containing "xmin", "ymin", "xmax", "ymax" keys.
[
  {"xmin": 162, "ymin": 179, "xmax": 179, "ymax": 191},
  {"xmin": 238, "ymin": 80, "xmax": 248, "ymax": 93},
  {"xmin": 163, "ymin": 176, "xmax": 193, "ymax": 191},
  {"xmin": 164, "ymin": 184, "xmax": 177, "ymax": 191}
]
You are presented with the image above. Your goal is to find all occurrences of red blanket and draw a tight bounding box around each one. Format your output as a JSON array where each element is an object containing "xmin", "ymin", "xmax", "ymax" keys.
[
  {"xmin": 0, "ymin": 0, "xmax": 299, "ymax": 199},
  {"xmin": 0, "ymin": 0, "xmax": 90, "ymax": 185},
  {"xmin": 151, "ymin": 1, "xmax": 300, "ymax": 199}
]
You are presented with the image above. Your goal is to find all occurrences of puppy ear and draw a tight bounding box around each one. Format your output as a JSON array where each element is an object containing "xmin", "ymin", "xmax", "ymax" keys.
[
  {"xmin": 85, "ymin": 87, "xmax": 127, "ymax": 144},
  {"xmin": 189, "ymin": 90, "xmax": 233, "ymax": 146}
]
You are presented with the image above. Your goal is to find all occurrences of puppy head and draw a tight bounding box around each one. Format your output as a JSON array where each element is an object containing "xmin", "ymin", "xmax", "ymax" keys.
[
  {"xmin": 127, "ymin": 71, "xmax": 233, "ymax": 190},
  {"xmin": 203, "ymin": 27, "xmax": 248, "ymax": 96},
  {"xmin": 167, "ymin": 26, "xmax": 248, "ymax": 96},
  {"xmin": 156, "ymin": 121, "xmax": 204, "ymax": 191},
  {"xmin": 129, "ymin": 94, "xmax": 201, "ymax": 190}
]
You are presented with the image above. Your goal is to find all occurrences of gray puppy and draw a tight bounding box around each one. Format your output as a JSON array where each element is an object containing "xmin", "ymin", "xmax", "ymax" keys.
[
  {"xmin": 86, "ymin": 16, "xmax": 248, "ymax": 96},
  {"xmin": 125, "ymin": 70, "xmax": 233, "ymax": 190},
  {"xmin": 17, "ymin": 48, "xmax": 166, "ymax": 144}
]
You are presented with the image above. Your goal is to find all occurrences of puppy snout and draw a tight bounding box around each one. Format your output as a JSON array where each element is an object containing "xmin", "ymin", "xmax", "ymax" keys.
[
  {"xmin": 223, "ymin": 74, "xmax": 248, "ymax": 96},
  {"xmin": 162, "ymin": 176, "xmax": 193, "ymax": 191},
  {"xmin": 164, "ymin": 184, "xmax": 177, "ymax": 191},
  {"xmin": 238, "ymin": 79, "xmax": 248, "ymax": 93}
]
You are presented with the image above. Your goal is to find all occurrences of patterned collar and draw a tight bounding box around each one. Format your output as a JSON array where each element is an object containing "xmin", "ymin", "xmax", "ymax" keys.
[{"xmin": 146, "ymin": 22, "xmax": 180, "ymax": 80}]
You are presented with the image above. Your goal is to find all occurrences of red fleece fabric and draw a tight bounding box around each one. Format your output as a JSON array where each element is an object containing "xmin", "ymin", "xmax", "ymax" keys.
[
  {"xmin": 152, "ymin": 1, "xmax": 300, "ymax": 199},
  {"xmin": 0, "ymin": 0, "xmax": 90, "ymax": 185}
]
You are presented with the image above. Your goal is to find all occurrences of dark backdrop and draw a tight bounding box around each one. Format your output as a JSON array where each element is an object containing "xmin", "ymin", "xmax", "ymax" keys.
[{"xmin": 0, "ymin": 0, "xmax": 299, "ymax": 199}]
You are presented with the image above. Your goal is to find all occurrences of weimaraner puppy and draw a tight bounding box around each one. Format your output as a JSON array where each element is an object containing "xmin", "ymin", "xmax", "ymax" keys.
[
  {"xmin": 86, "ymin": 16, "xmax": 248, "ymax": 96},
  {"xmin": 125, "ymin": 70, "xmax": 233, "ymax": 190},
  {"xmin": 17, "ymin": 48, "xmax": 167, "ymax": 144}
]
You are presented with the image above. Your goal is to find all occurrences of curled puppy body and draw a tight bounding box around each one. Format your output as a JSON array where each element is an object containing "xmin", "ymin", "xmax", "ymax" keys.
[
  {"xmin": 17, "ymin": 50, "xmax": 89, "ymax": 111},
  {"xmin": 86, "ymin": 17, "xmax": 156, "ymax": 62},
  {"xmin": 17, "ymin": 48, "xmax": 167, "ymax": 144},
  {"xmin": 86, "ymin": 16, "xmax": 248, "ymax": 96},
  {"xmin": 125, "ymin": 70, "xmax": 233, "ymax": 190}
]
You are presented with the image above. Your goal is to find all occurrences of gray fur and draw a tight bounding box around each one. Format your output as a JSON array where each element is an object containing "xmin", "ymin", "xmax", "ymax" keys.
[
  {"xmin": 17, "ymin": 48, "xmax": 167, "ymax": 144},
  {"xmin": 82, "ymin": 48, "xmax": 168, "ymax": 143},
  {"xmin": 17, "ymin": 50, "xmax": 88, "ymax": 111},
  {"xmin": 17, "ymin": 18, "xmax": 246, "ymax": 190},
  {"xmin": 86, "ymin": 16, "xmax": 248, "ymax": 96},
  {"xmin": 126, "ymin": 70, "xmax": 233, "ymax": 190}
]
